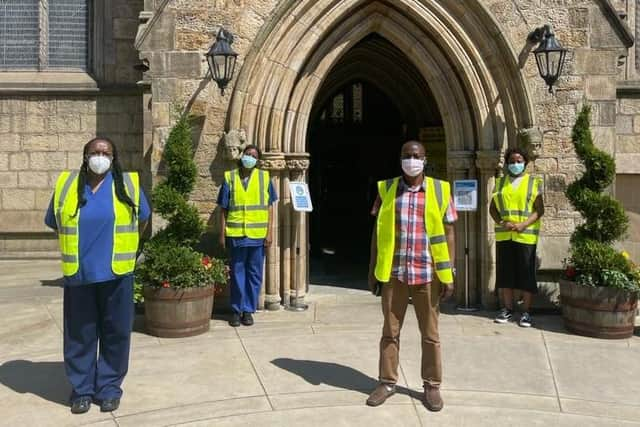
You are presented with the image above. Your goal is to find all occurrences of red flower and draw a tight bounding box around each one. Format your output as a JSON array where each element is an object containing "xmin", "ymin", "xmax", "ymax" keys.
[
  {"xmin": 565, "ymin": 266, "xmax": 576, "ymax": 279},
  {"xmin": 202, "ymin": 256, "xmax": 212, "ymax": 269},
  {"xmin": 162, "ymin": 281, "xmax": 170, "ymax": 288}
]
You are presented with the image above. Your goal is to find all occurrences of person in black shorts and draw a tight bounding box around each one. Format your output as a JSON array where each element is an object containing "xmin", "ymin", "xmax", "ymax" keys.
[{"xmin": 490, "ymin": 148, "xmax": 544, "ymax": 327}]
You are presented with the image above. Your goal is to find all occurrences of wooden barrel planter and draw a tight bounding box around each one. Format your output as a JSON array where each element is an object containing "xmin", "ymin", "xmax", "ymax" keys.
[
  {"xmin": 559, "ymin": 279, "xmax": 638, "ymax": 339},
  {"xmin": 143, "ymin": 285, "xmax": 215, "ymax": 338}
]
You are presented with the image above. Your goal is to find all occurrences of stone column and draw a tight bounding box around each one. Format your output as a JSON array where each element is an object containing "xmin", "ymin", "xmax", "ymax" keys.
[
  {"xmin": 446, "ymin": 151, "xmax": 476, "ymax": 306},
  {"xmin": 260, "ymin": 152, "xmax": 287, "ymax": 310},
  {"xmin": 475, "ymin": 150, "xmax": 502, "ymax": 309},
  {"xmin": 285, "ymin": 153, "xmax": 310, "ymax": 307}
]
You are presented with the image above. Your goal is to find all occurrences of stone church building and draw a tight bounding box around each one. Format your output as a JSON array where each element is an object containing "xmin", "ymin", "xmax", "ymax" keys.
[{"xmin": 1, "ymin": 0, "xmax": 640, "ymax": 309}]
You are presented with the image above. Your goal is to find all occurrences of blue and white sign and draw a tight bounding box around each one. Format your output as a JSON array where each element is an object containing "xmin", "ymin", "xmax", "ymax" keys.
[
  {"xmin": 453, "ymin": 180, "xmax": 478, "ymax": 212},
  {"xmin": 289, "ymin": 181, "xmax": 313, "ymax": 212}
]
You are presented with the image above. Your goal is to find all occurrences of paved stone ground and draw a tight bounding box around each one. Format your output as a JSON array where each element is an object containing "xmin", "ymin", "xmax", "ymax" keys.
[{"xmin": 1, "ymin": 260, "xmax": 639, "ymax": 426}]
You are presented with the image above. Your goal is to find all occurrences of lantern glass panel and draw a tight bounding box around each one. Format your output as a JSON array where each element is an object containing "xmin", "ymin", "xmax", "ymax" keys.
[
  {"xmin": 213, "ymin": 55, "xmax": 226, "ymax": 80},
  {"xmin": 548, "ymin": 51, "xmax": 562, "ymax": 79},
  {"xmin": 228, "ymin": 55, "xmax": 237, "ymax": 81},
  {"xmin": 535, "ymin": 51, "xmax": 548, "ymax": 78}
]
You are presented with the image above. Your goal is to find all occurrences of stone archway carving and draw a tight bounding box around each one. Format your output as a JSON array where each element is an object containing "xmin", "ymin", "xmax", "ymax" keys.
[{"xmin": 227, "ymin": 0, "xmax": 535, "ymax": 309}]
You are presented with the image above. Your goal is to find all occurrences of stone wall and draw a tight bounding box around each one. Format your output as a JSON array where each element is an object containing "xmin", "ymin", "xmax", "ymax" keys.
[{"xmin": 0, "ymin": 0, "xmax": 145, "ymax": 258}]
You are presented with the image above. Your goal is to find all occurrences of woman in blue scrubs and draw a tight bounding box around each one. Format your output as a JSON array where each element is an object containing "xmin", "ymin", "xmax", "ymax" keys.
[
  {"xmin": 45, "ymin": 137, "xmax": 150, "ymax": 414},
  {"xmin": 217, "ymin": 145, "xmax": 277, "ymax": 327}
]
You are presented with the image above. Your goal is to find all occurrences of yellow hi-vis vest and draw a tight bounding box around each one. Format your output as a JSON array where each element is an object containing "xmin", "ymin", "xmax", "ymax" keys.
[
  {"xmin": 53, "ymin": 171, "xmax": 141, "ymax": 277},
  {"xmin": 374, "ymin": 176, "xmax": 454, "ymax": 284},
  {"xmin": 492, "ymin": 173, "xmax": 541, "ymax": 245},
  {"xmin": 224, "ymin": 168, "xmax": 270, "ymax": 239}
]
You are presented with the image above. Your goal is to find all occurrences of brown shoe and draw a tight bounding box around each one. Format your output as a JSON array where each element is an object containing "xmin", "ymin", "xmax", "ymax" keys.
[
  {"xmin": 423, "ymin": 384, "xmax": 443, "ymax": 411},
  {"xmin": 366, "ymin": 383, "xmax": 396, "ymax": 407}
]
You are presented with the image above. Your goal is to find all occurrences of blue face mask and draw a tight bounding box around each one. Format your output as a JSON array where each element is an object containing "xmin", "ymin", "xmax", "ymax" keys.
[
  {"xmin": 508, "ymin": 162, "xmax": 525, "ymax": 176},
  {"xmin": 241, "ymin": 154, "xmax": 257, "ymax": 169}
]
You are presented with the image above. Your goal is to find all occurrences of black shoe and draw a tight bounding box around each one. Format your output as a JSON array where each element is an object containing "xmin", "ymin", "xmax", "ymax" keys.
[
  {"xmin": 241, "ymin": 312, "xmax": 254, "ymax": 326},
  {"xmin": 70, "ymin": 396, "xmax": 91, "ymax": 414},
  {"xmin": 229, "ymin": 312, "xmax": 241, "ymax": 327},
  {"xmin": 100, "ymin": 398, "xmax": 120, "ymax": 412}
]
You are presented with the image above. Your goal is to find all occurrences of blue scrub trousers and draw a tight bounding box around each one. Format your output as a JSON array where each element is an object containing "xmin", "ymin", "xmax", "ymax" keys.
[
  {"xmin": 63, "ymin": 275, "xmax": 134, "ymax": 401},
  {"xmin": 230, "ymin": 245, "xmax": 265, "ymax": 314}
]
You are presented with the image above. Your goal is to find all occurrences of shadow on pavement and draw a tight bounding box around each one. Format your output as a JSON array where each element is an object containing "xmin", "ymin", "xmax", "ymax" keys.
[
  {"xmin": 40, "ymin": 278, "xmax": 64, "ymax": 287},
  {"xmin": 0, "ymin": 360, "xmax": 70, "ymax": 406},
  {"xmin": 271, "ymin": 358, "xmax": 420, "ymax": 399}
]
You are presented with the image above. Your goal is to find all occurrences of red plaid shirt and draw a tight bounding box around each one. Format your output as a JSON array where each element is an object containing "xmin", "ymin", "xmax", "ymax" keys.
[{"xmin": 372, "ymin": 178, "xmax": 457, "ymax": 285}]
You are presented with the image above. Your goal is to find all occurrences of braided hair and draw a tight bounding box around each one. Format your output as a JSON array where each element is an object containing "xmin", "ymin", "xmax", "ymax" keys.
[{"xmin": 71, "ymin": 137, "xmax": 138, "ymax": 218}]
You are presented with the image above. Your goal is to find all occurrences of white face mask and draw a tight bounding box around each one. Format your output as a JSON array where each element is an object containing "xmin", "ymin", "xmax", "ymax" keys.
[
  {"xmin": 401, "ymin": 158, "xmax": 425, "ymax": 177},
  {"xmin": 88, "ymin": 155, "xmax": 112, "ymax": 175}
]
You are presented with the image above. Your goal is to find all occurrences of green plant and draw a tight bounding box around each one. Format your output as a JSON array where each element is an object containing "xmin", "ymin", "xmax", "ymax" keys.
[
  {"xmin": 134, "ymin": 281, "xmax": 144, "ymax": 304},
  {"xmin": 136, "ymin": 113, "xmax": 227, "ymax": 289},
  {"xmin": 564, "ymin": 106, "xmax": 638, "ymax": 291}
]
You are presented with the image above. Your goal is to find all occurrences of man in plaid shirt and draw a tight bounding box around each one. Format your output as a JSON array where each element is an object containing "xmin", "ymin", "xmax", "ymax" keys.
[{"xmin": 367, "ymin": 141, "xmax": 457, "ymax": 412}]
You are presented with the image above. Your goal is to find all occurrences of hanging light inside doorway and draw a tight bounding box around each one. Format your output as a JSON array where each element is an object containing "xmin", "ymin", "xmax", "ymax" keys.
[
  {"xmin": 205, "ymin": 28, "xmax": 238, "ymax": 95},
  {"xmin": 528, "ymin": 25, "xmax": 567, "ymax": 93}
]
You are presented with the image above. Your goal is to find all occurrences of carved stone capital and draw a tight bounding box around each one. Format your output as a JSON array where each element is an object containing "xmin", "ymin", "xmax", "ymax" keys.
[
  {"xmin": 475, "ymin": 150, "xmax": 502, "ymax": 172},
  {"xmin": 285, "ymin": 152, "xmax": 311, "ymax": 171},
  {"xmin": 260, "ymin": 152, "xmax": 287, "ymax": 171},
  {"xmin": 447, "ymin": 151, "xmax": 474, "ymax": 171}
]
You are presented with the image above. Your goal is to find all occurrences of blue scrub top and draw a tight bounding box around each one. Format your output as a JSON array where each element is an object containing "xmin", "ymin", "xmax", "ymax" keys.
[
  {"xmin": 45, "ymin": 173, "xmax": 151, "ymax": 286},
  {"xmin": 216, "ymin": 171, "xmax": 278, "ymax": 248}
]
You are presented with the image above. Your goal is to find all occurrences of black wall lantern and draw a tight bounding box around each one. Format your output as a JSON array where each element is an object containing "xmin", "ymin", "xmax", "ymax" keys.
[
  {"xmin": 528, "ymin": 25, "xmax": 567, "ymax": 93},
  {"xmin": 206, "ymin": 28, "xmax": 238, "ymax": 95}
]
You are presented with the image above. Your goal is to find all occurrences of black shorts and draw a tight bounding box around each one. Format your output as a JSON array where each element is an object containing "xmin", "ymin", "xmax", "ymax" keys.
[{"xmin": 496, "ymin": 240, "xmax": 538, "ymax": 294}]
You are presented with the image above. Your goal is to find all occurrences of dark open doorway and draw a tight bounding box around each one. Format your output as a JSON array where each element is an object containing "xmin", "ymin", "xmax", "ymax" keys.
[{"xmin": 307, "ymin": 34, "xmax": 444, "ymax": 289}]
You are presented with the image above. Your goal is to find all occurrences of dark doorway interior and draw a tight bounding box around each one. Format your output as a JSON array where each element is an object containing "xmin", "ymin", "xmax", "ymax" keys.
[{"xmin": 307, "ymin": 34, "xmax": 442, "ymax": 289}]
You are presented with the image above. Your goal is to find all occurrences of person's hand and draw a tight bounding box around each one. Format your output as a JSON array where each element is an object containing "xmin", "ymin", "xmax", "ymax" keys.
[
  {"xmin": 512, "ymin": 222, "xmax": 526, "ymax": 233},
  {"xmin": 368, "ymin": 269, "xmax": 377, "ymax": 293},
  {"xmin": 264, "ymin": 234, "xmax": 272, "ymax": 247},
  {"xmin": 503, "ymin": 221, "xmax": 516, "ymax": 231},
  {"xmin": 219, "ymin": 233, "xmax": 226, "ymax": 250},
  {"xmin": 440, "ymin": 282, "xmax": 455, "ymax": 301}
]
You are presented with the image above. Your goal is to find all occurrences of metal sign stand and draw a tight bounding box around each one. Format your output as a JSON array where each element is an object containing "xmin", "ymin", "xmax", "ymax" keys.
[
  {"xmin": 457, "ymin": 210, "xmax": 478, "ymax": 312},
  {"xmin": 286, "ymin": 211, "xmax": 309, "ymax": 311},
  {"xmin": 453, "ymin": 179, "xmax": 479, "ymax": 312}
]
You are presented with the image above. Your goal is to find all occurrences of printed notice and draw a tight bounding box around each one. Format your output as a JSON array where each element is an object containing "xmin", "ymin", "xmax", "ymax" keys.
[
  {"xmin": 453, "ymin": 180, "xmax": 478, "ymax": 212},
  {"xmin": 289, "ymin": 182, "xmax": 313, "ymax": 212}
]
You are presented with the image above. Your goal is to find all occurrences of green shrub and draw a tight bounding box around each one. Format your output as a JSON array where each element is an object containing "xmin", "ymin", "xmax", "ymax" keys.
[
  {"xmin": 136, "ymin": 113, "xmax": 227, "ymax": 289},
  {"xmin": 565, "ymin": 106, "xmax": 638, "ymax": 291}
]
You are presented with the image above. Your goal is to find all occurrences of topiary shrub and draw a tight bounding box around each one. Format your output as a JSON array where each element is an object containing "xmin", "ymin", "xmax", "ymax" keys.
[
  {"xmin": 136, "ymin": 114, "xmax": 227, "ymax": 289},
  {"xmin": 564, "ymin": 106, "xmax": 639, "ymax": 291}
]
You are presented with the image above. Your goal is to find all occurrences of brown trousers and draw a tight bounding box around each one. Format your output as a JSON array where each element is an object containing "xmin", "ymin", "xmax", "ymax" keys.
[{"xmin": 379, "ymin": 278, "xmax": 442, "ymax": 386}]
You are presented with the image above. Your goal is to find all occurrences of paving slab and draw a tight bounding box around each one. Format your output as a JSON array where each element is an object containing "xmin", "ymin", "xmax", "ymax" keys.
[
  {"xmin": 0, "ymin": 300, "xmax": 62, "ymax": 360},
  {"xmin": 115, "ymin": 396, "xmax": 271, "ymax": 427},
  {"xmin": 117, "ymin": 338, "xmax": 265, "ymax": 417},
  {"xmin": 561, "ymin": 398, "xmax": 640, "ymax": 423},
  {"xmin": 175, "ymin": 405, "xmax": 423, "ymax": 427},
  {"xmin": 242, "ymin": 333, "xmax": 392, "ymax": 395},
  {"xmin": 400, "ymin": 334, "xmax": 557, "ymax": 395},
  {"xmin": 415, "ymin": 405, "xmax": 640, "ymax": 427},
  {"xmin": 546, "ymin": 339, "xmax": 640, "ymax": 405}
]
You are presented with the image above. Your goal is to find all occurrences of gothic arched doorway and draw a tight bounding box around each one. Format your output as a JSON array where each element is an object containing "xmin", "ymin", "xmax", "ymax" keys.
[
  {"xmin": 307, "ymin": 34, "xmax": 445, "ymax": 289},
  {"xmin": 227, "ymin": 0, "xmax": 535, "ymax": 310}
]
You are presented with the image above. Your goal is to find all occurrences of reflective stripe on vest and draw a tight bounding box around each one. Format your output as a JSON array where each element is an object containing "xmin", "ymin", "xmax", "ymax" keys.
[
  {"xmin": 492, "ymin": 173, "xmax": 541, "ymax": 245},
  {"xmin": 224, "ymin": 169, "xmax": 270, "ymax": 239},
  {"xmin": 374, "ymin": 176, "xmax": 454, "ymax": 284},
  {"xmin": 53, "ymin": 171, "xmax": 141, "ymax": 277}
]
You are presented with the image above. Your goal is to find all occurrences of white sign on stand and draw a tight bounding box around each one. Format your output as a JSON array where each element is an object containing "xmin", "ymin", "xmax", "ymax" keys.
[
  {"xmin": 453, "ymin": 180, "xmax": 478, "ymax": 212},
  {"xmin": 289, "ymin": 182, "xmax": 313, "ymax": 212}
]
